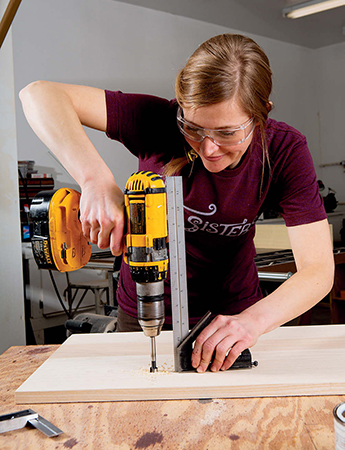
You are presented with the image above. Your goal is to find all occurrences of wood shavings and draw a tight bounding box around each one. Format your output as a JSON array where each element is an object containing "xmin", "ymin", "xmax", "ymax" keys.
[{"xmin": 126, "ymin": 362, "xmax": 174, "ymax": 378}]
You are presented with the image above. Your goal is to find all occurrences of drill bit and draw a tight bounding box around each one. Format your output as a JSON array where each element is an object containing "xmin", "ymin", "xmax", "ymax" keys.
[{"xmin": 150, "ymin": 337, "xmax": 158, "ymax": 372}]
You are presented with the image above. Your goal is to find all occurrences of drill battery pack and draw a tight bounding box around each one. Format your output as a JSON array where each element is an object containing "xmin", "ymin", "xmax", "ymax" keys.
[{"xmin": 29, "ymin": 188, "xmax": 91, "ymax": 272}]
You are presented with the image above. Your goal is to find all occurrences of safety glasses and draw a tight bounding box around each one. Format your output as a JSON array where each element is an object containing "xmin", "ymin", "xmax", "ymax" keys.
[{"xmin": 176, "ymin": 107, "xmax": 255, "ymax": 146}]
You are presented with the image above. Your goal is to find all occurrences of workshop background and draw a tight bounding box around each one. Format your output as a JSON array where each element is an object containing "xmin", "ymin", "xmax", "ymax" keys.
[{"xmin": 1, "ymin": 0, "xmax": 345, "ymax": 354}]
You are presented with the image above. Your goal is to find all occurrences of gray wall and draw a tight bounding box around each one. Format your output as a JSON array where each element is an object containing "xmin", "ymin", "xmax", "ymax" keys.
[
  {"xmin": 0, "ymin": 1, "xmax": 26, "ymax": 353},
  {"xmin": 314, "ymin": 42, "xmax": 345, "ymax": 199}
]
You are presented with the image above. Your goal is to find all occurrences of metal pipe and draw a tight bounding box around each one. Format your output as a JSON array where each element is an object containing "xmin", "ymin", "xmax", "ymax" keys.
[
  {"xmin": 258, "ymin": 271, "xmax": 293, "ymax": 282},
  {"xmin": 0, "ymin": 0, "xmax": 22, "ymax": 49}
]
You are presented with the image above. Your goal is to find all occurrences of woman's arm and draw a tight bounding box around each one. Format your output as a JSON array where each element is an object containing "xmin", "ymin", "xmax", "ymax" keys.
[
  {"xmin": 19, "ymin": 81, "xmax": 125, "ymax": 255},
  {"xmin": 191, "ymin": 218, "xmax": 335, "ymax": 372}
]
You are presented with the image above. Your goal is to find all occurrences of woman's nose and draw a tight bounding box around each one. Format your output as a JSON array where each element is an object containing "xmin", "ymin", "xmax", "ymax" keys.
[{"xmin": 200, "ymin": 136, "xmax": 219, "ymax": 155}]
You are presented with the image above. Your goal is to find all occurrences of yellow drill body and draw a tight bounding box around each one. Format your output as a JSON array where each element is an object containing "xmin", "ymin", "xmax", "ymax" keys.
[
  {"xmin": 124, "ymin": 171, "xmax": 169, "ymax": 372},
  {"xmin": 124, "ymin": 171, "xmax": 168, "ymax": 281}
]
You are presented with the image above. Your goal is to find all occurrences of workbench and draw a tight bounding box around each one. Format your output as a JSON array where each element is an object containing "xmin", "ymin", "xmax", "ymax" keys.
[
  {"xmin": 255, "ymin": 247, "xmax": 345, "ymax": 325},
  {"xmin": 0, "ymin": 344, "xmax": 342, "ymax": 449}
]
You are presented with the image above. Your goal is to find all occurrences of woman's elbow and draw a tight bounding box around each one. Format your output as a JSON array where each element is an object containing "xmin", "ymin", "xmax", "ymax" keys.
[
  {"xmin": 19, "ymin": 80, "xmax": 49, "ymax": 104},
  {"xmin": 323, "ymin": 257, "xmax": 335, "ymax": 296}
]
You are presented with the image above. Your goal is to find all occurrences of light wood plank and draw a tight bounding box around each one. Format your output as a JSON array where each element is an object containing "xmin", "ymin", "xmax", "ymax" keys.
[
  {"xmin": 15, "ymin": 325, "xmax": 345, "ymax": 403},
  {"xmin": 254, "ymin": 223, "xmax": 333, "ymax": 249},
  {"xmin": 254, "ymin": 224, "xmax": 292, "ymax": 249}
]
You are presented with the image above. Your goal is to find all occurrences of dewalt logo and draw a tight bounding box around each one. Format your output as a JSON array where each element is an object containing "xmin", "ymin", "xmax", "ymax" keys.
[{"xmin": 43, "ymin": 239, "xmax": 52, "ymax": 264}]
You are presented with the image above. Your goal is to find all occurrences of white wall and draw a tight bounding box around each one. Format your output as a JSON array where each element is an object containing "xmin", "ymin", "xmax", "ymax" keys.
[
  {"xmin": 12, "ymin": 0, "xmax": 321, "ymax": 191},
  {"xmin": 0, "ymin": 1, "xmax": 26, "ymax": 353},
  {"xmin": 314, "ymin": 41, "xmax": 345, "ymax": 202}
]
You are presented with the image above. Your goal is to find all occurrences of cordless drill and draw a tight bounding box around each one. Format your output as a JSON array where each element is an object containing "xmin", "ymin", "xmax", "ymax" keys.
[
  {"xmin": 29, "ymin": 172, "xmax": 168, "ymax": 372},
  {"xmin": 124, "ymin": 171, "xmax": 168, "ymax": 372}
]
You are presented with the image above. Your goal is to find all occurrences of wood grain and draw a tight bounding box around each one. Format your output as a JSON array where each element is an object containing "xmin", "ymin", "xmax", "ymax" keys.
[
  {"xmin": 254, "ymin": 224, "xmax": 333, "ymax": 250},
  {"xmin": 254, "ymin": 224, "xmax": 292, "ymax": 249},
  {"xmin": 0, "ymin": 344, "xmax": 343, "ymax": 449},
  {"xmin": 15, "ymin": 325, "xmax": 345, "ymax": 404}
]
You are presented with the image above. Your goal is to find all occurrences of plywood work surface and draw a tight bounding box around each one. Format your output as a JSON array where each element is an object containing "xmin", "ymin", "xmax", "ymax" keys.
[
  {"xmin": 1, "ymin": 345, "xmax": 342, "ymax": 449},
  {"xmin": 16, "ymin": 325, "xmax": 345, "ymax": 404}
]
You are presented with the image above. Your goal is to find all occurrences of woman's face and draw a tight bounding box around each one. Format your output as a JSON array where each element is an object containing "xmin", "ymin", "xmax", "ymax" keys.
[{"xmin": 182, "ymin": 99, "xmax": 255, "ymax": 173}]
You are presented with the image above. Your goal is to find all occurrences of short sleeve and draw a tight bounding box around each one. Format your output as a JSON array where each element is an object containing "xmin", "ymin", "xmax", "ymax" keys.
[
  {"xmin": 273, "ymin": 136, "xmax": 326, "ymax": 226},
  {"xmin": 105, "ymin": 90, "xmax": 181, "ymax": 161}
]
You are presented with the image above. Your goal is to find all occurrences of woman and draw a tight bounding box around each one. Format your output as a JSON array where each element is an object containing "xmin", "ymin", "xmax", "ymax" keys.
[{"xmin": 20, "ymin": 34, "xmax": 334, "ymax": 373}]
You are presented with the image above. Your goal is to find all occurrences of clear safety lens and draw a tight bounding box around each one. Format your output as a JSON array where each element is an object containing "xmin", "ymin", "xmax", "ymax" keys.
[{"xmin": 177, "ymin": 107, "xmax": 255, "ymax": 146}]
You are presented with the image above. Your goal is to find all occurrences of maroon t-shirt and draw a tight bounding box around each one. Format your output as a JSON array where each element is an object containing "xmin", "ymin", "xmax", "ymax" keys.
[{"xmin": 105, "ymin": 90, "xmax": 326, "ymax": 325}]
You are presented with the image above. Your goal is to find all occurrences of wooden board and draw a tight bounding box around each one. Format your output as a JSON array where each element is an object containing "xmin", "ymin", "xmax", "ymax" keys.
[
  {"xmin": 254, "ymin": 224, "xmax": 292, "ymax": 250},
  {"xmin": 16, "ymin": 325, "xmax": 345, "ymax": 403},
  {"xmin": 254, "ymin": 223, "xmax": 333, "ymax": 250}
]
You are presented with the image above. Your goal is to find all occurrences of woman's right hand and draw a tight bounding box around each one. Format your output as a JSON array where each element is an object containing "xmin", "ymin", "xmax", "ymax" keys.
[
  {"xmin": 79, "ymin": 176, "xmax": 125, "ymax": 256},
  {"xmin": 19, "ymin": 81, "xmax": 126, "ymax": 255}
]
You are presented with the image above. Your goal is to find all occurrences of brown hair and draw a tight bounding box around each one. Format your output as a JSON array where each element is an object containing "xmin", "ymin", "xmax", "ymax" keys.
[{"xmin": 165, "ymin": 33, "xmax": 273, "ymax": 179}]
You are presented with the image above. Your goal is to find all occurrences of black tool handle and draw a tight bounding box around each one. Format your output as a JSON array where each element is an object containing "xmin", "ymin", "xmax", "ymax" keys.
[
  {"xmin": 64, "ymin": 319, "xmax": 92, "ymax": 334},
  {"xmin": 177, "ymin": 311, "xmax": 258, "ymax": 371}
]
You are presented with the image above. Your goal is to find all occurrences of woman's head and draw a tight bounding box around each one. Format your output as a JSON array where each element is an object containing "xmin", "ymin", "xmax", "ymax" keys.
[
  {"xmin": 175, "ymin": 33, "xmax": 273, "ymax": 130},
  {"xmin": 165, "ymin": 34, "xmax": 273, "ymax": 179},
  {"xmin": 177, "ymin": 98, "xmax": 257, "ymax": 173}
]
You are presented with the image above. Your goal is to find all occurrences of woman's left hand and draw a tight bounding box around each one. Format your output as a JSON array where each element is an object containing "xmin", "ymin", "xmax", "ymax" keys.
[{"xmin": 191, "ymin": 314, "xmax": 259, "ymax": 373}]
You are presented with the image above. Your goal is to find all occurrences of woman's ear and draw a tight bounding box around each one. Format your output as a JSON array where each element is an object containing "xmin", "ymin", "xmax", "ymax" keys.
[{"xmin": 266, "ymin": 101, "xmax": 274, "ymax": 112}]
